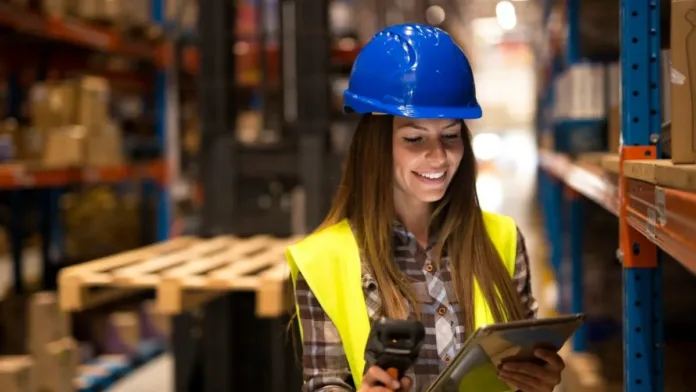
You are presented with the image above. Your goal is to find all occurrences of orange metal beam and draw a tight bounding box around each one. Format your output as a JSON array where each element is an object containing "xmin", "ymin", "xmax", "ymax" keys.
[
  {"xmin": 0, "ymin": 4, "xmax": 157, "ymax": 62},
  {"xmin": 625, "ymin": 178, "xmax": 696, "ymax": 273},
  {"xmin": 620, "ymin": 146, "xmax": 658, "ymax": 268},
  {"xmin": 0, "ymin": 160, "xmax": 166, "ymax": 189}
]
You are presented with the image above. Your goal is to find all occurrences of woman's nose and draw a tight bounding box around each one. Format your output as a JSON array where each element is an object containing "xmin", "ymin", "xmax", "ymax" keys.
[{"xmin": 426, "ymin": 141, "xmax": 447, "ymax": 163}]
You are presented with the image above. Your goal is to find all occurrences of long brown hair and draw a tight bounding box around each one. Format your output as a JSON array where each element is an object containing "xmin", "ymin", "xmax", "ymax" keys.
[{"xmin": 319, "ymin": 113, "xmax": 526, "ymax": 335}]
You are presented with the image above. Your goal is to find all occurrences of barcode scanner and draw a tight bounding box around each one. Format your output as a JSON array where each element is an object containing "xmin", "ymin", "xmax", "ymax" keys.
[{"xmin": 364, "ymin": 319, "xmax": 426, "ymax": 389}]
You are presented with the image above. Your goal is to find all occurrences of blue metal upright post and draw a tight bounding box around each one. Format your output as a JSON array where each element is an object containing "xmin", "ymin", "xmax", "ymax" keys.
[
  {"xmin": 619, "ymin": 1, "xmax": 663, "ymax": 392},
  {"xmin": 565, "ymin": 0, "xmax": 580, "ymax": 65},
  {"xmin": 568, "ymin": 189, "xmax": 586, "ymax": 351},
  {"xmin": 152, "ymin": 0, "xmax": 172, "ymax": 241},
  {"xmin": 547, "ymin": 177, "xmax": 564, "ymax": 279}
]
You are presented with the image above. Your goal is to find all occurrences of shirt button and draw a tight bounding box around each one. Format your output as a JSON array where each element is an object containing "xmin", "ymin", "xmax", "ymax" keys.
[
  {"xmin": 444, "ymin": 355, "xmax": 451, "ymax": 362},
  {"xmin": 425, "ymin": 264, "xmax": 433, "ymax": 272},
  {"xmin": 438, "ymin": 306, "xmax": 447, "ymax": 315}
]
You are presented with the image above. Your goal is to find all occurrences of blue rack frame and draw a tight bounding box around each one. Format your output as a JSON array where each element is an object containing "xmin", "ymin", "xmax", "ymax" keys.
[
  {"xmin": 540, "ymin": 0, "xmax": 666, "ymax": 390},
  {"xmin": 619, "ymin": 1, "xmax": 663, "ymax": 391},
  {"xmin": 152, "ymin": 0, "xmax": 173, "ymax": 242},
  {"xmin": 539, "ymin": 0, "xmax": 590, "ymax": 353}
]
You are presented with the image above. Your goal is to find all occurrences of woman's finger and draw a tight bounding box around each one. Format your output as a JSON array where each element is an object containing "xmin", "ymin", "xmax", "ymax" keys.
[
  {"xmin": 399, "ymin": 376, "xmax": 413, "ymax": 391},
  {"xmin": 501, "ymin": 362, "xmax": 559, "ymax": 385},
  {"xmin": 498, "ymin": 373, "xmax": 541, "ymax": 392},
  {"xmin": 362, "ymin": 366, "xmax": 401, "ymax": 390},
  {"xmin": 535, "ymin": 349, "xmax": 566, "ymax": 371}
]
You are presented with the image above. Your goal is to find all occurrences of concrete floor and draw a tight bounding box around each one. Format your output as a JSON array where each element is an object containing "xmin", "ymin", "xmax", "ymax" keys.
[{"xmin": 109, "ymin": 354, "xmax": 172, "ymax": 392}]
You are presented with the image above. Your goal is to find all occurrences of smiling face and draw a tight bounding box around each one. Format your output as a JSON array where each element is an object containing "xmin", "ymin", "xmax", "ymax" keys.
[{"xmin": 392, "ymin": 116, "xmax": 465, "ymax": 207}]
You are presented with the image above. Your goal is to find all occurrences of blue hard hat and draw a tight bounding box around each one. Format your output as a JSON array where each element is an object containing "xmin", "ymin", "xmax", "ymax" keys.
[{"xmin": 343, "ymin": 23, "xmax": 482, "ymax": 119}]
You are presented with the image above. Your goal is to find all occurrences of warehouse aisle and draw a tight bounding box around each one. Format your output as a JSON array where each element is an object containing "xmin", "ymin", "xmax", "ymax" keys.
[{"xmin": 475, "ymin": 129, "xmax": 609, "ymax": 392}]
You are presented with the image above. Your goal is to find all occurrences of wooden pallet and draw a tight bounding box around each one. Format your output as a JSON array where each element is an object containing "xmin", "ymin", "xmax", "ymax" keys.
[{"xmin": 58, "ymin": 235, "xmax": 302, "ymax": 317}]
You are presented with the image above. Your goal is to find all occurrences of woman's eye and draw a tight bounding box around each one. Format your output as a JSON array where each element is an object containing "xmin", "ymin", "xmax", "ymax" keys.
[
  {"xmin": 403, "ymin": 137, "xmax": 422, "ymax": 143},
  {"xmin": 442, "ymin": 133, "xmax": 461, "ymax": 139}
]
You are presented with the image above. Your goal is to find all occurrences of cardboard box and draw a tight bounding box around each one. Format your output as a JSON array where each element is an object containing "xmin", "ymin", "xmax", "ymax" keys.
[
  {"xmin": 41, "ymin": 122, "xmax": 123, "ymax": 168},
  {"xmin": 30, "ymin": 82, "xmax": 77, "ymax": 129},
  {"xmin": 670, "ymin": 0, "xmax": 696, "ymax": 163},
  {"xmin": 42, "ymin": 126, "xmax": 86, "ymax": 168},
  {"xmin": 34, "ymin": 338, "xmax": 79, "ymax": 392},
  {"xmin": 84, "ymin": 123, "xmax": 124, "ymax": 167},
  {"xmin": 30, "ymin": 77, "xmax": 109, "ymax": 130},
  {"xmin": 41, "ymin": 0, "xmax": 68, "ymax": 17},
  {"xmin": 121, "ymin": 0, "xmax": 150, "ymax": 28},
  {"xmin": 16, "ymin": 127, "xmax": 45, "ymax": 162},
  {"xmin": 110, "ymin": 312, "xmax": 140, "ymax": 351},
  {"xmin": 73, "ymin": 76, "xmax": 110, "ymax": 128},
  {"xmin": 0, "ymin": 356, "xmax": 36, "ymax": 392},
  {"xmin": 70, "ymin": 0, "xmax": 121, "ymax": 23},
  {"xmin": 662, "ymin": 50, "xmax": 673, "ymax": 157},
  {"xmin": 28, "ymin": 293, "xmax": 71, "ymax": 355}
]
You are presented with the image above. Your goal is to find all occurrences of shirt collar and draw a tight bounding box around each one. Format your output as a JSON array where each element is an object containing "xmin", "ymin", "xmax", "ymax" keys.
[{"xmin": 391, "ymin": 219, "xmax": 440, "ymax": 250}]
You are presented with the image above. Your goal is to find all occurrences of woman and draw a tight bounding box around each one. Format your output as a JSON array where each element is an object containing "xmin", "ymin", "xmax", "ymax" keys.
[{"xmin": 286, "ymin": 23, "xmax": 565, "ymax": 392}]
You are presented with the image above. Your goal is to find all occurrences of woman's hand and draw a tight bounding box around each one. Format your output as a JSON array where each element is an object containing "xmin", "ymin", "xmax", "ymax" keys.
[
  {"xmin": 497, "ymin": 349, "xmax": 565, "ymax": 392},
  {"xmin": 359, "ymin": 366, "xmax": 413, "ymax": 391}
]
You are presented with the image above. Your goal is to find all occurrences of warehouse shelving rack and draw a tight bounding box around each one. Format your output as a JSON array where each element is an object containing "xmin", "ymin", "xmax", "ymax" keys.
[
  {"xmin": 537, "ymin": 0, "xmax": 685, "ymax": 391},
  {"xmin": 0, "ymin": 0, "xmax": 184, "ymax": 389},
  {"xmin": 0, "ymin": 1, "xmax": 180, "ymax": 294}
]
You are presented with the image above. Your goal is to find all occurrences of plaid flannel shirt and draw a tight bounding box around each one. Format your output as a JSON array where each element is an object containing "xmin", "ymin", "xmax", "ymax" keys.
[{"xmin": 294, "ymin": 223, "xmax": 538, "ymax": 392}]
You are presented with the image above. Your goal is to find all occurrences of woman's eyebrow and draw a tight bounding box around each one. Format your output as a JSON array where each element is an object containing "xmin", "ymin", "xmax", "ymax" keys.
[
  {"xmin": 398, "ymin": 121, "xmax": 460, "ymax": 131},
  {"xmin": 443, "ymin": 121, "xmax": 460, "ymax": 129}
]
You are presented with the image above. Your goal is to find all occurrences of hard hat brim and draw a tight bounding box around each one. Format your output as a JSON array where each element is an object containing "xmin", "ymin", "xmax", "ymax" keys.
[{"xmin": 343, "ymin": 91, "xmax": 482, "ymax": 120}]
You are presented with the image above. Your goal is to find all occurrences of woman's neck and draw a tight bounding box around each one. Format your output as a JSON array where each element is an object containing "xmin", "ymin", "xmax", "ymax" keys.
[{"xmin": 394, "ymin": 195, "xmax": 431, "ymax": 246}]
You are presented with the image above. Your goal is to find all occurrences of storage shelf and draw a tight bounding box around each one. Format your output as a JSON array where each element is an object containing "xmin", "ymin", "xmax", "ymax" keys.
[
  {"xmin": 0, "ymin": 3, "xmax": 156, "ymax": 60},
  {"xmin": 0, "ymin": 3, "xmax": 361, "ymax": 84},
  {"xmin": 539, "ymin": 150, "xmax": 619, "ymax": 216},
  {"xmin": 0, "ymin": 160, "xmax": 166, "ymax": 189},
  {"xmin": 540, "ymin": 149, "xmax": 696, "ymax": 274}
]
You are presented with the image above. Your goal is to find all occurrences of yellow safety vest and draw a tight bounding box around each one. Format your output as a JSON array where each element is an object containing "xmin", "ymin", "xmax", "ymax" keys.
[{"xmin": 286, "ymin": 211, "xmax": 517, "ymax": 388}]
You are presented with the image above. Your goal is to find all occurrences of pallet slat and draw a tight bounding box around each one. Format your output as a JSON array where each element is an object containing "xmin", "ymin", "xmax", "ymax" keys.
[
  {"xmin": 162, "ymin": 235, "xmax": 272, "ymax": 278},
  {"xmin": 112, "ymin": 237, "xmax": 233, "ymax": 279}
]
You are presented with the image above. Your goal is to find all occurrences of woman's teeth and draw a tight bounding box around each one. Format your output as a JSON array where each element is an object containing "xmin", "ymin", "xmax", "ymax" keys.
[{"xmin": 416, "ymin": 172, "xmax": 445, "ymax": 180}]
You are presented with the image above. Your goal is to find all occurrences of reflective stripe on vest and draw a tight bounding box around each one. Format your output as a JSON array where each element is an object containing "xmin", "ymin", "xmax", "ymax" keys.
[{"xmin": 286, "ymin": 211, "xmax": 517, "ymax": 388}]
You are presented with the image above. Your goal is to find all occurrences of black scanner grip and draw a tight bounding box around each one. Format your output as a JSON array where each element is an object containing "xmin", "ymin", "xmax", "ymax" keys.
[{"xmin": 364, "ymin": 319, "xmax": 425, "ymax": 385}]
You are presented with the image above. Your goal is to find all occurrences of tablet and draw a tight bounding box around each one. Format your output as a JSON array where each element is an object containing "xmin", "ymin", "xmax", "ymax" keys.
[{"xmin": 426, "ymin": 313, "xmax": 586, "ymax": 392}]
